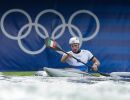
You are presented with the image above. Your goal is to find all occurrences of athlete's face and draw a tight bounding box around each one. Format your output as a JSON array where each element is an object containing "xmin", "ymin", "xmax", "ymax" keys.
[{"xmin": 71, "ymin": 43, "xmax": 80, "ymax": 53}]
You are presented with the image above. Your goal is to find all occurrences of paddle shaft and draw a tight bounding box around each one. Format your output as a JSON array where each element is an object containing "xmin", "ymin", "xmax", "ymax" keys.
[{"xmin": 63, "ymin": 50, "xmax": 90, "ymax": 66}]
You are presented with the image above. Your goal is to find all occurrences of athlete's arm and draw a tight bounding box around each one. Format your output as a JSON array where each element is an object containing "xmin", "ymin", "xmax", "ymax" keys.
[
  {"xmin": 61, "ymin": 53, "xmax": 72, "ymax": 63},
  {"xmin": 91, "ymin": 57, "xmax": 100, "ymax": 71}
]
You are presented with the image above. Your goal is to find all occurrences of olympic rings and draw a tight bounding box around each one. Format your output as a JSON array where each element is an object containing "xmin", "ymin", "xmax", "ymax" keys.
[{"xmin": 0, "ymin": 9, "xmax": 100, "ymax": 54}]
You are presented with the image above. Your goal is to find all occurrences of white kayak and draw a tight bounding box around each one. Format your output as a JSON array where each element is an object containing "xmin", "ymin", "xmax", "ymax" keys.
[{"xmin": 44, "ymin": 67, "xmax": 90, "ymax": 77}]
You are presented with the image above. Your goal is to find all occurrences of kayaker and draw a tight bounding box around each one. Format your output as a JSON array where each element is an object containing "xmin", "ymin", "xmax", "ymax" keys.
[{"xmin": 61, "ymin": 37, "xmax": 100, "ymax": 72}]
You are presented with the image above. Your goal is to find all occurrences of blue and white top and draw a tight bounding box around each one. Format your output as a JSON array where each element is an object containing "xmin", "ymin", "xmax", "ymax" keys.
[{"xmin": 62, "ymin": 50, "xmax": 94, "ymax": 72}]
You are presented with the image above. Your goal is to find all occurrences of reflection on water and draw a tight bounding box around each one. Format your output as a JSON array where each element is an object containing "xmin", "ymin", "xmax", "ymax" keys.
[{"xmin": 0, "ymin": 75, "xmax": 130, "ymax": 100}]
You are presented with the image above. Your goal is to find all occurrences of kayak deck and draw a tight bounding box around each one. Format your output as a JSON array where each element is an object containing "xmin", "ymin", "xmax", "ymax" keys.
[{"xmin": 44, "ymin": 67, "xmax": 96, "ymax": 77}]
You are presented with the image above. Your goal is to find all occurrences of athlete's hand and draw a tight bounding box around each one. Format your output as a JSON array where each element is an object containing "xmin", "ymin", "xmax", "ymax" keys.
[
  {"xmin": 92, "ymin": 64, "xmax": 98, "ymax": 71},
  {"xmin": 67, "ymin": 53, "xmax": 72, "ymax": 58}
]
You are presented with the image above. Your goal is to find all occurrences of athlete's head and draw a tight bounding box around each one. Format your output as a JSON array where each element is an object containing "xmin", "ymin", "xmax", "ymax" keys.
[{"xmin": 69, "ymin": 37, "xmax": 80, "ymax": 53}]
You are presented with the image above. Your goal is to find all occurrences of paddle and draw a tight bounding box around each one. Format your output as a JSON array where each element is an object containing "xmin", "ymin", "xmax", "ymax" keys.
[{"xmin": 45, "ymin": 37, "xmax": 110, "ymax": 76}]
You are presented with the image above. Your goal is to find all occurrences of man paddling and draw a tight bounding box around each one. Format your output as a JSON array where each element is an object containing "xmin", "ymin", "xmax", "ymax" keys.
[{"xmin": 61, "ymin": 37, "xmax": 100, "ymax": 72}]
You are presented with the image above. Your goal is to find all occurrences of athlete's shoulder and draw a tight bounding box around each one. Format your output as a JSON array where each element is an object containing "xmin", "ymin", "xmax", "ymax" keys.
[
  {"xmin": 67, "ymin": 51, "xmax": 72, "ymax": 53},
  {"xmin": 81, "ymin": 49, "xmax": 94, "ymax": 59},
  {"xmin": 62, "ymin": 51, "xmax": 71, "ymax": 56},
  {"xmin": 81, "ymin": 49, "xmax": 91, "ymax": 53}
]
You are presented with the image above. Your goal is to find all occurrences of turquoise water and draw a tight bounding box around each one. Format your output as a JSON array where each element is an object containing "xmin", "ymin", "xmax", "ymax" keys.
[{"xmin": 0, "ymin": 75, "xmax": 130, "ymax": 100}]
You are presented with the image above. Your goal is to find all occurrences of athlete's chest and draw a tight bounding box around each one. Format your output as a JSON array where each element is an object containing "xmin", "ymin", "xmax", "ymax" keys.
[{"xmin": 72, "ymin": 52, "xmax": 89, "ymax": 61}]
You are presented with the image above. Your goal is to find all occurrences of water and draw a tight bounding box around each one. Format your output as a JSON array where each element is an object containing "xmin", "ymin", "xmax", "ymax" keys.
[{"xmin": 0, "ymin": 74, "xmax": 130, "ymax": 100}]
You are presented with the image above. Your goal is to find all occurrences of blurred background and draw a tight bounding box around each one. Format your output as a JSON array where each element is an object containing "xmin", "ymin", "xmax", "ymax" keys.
[{"xmin": 0, "ymin": 0, "xmax": 130, "ymax": 72}]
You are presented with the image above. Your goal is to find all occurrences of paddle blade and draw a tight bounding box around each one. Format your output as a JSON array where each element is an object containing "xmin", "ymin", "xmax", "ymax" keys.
[{"xmin": 45, "ymin": 38, "xmax": 61, "ymax": 51}]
